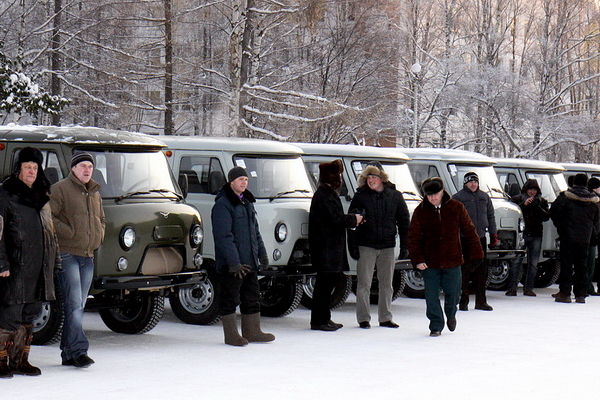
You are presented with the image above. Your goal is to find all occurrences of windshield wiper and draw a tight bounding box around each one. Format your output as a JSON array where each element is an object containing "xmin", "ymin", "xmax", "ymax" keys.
[
  {"xmin": 149, "ymin": 189, "xmax": 184, "ymax": 200},
  {"xmin": 401, "ymin": 190, "xmax": 419, "ymax": 197},
  {"xmin": 114, "ymin": 191, "xmax": 151, "ymax": 202},
  {"xmin": 269, "ymin": 189, "xmax": 311, "ymax": 202},
  {"xmin": 114, "ymin": 189, "xmax": 183, "ymax": 203}
]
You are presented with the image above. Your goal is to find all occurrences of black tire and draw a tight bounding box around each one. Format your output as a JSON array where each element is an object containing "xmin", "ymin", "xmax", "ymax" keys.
[
  {"xmin": 533, "ymin": 259, "xmax": 560, "ymax": 288},
  {"xmin": 351, "ymin": 270, "xmax": 407, "ymax": 303},
  {"xmin": 32, "ymin": 276, "xmax": 64, "ymax": 345},
  {"xmin": 169, "ymin": 272, "xmax": 220, "ymax": 325},
  {"xmin": 402, "ymin": 269, "xmax": 425, "ymax": 298},
  {"xmin": 300, "ymin": 274, "xmax": 352, "ymax": 310},
  {"xmin": 259, "ymin": 277, "xmax": 302, "ymax": 317},
  {"xmin": 99, "ymin": 292, "xmax": 164, "ymax": 334},
  {"xmin": 487, "ymin": 259, "xmax": 511, "ymax": 290}
]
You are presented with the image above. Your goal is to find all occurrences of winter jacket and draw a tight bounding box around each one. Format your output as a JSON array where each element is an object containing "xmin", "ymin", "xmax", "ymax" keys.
[
  {"xmin": 50, "ymin": 172, "xmax": 105, "ymax": 257},
  {"xmin": 348, "ymin": 181, "xmax": 410, "ymax": 251},
  {"xmin": 309, "ymin": 183, "xmax": 357, "ymax": 272},
  {"xmin": 550, "ymin": 186, "xmax": 600, "ymax": 244},
  {"xmin": 510, "ymin": 180, "xmax": 550, "ymax": 237},
  {"xmin": 408, "ymin": 190, "xmax": 484, "ymax": 269},
  {"xmin": 452, "ymin": 186, "xmax": 497, "ymax": 238},
  {"xmin": 212, "ymin": 184, "xmax": 267, "ymax": 274},
  {"xmin": 0, "ymin": 176, "xmax": 60, "ymax": 304}
]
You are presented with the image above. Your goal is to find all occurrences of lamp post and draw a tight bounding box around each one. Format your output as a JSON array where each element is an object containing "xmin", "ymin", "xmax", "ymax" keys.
[{"xmin": 411, "ymin": 62, "xmax": 421, "ymax": 147}]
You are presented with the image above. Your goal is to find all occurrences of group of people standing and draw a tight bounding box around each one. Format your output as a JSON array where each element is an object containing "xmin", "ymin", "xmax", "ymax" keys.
[{"xmin": 0, "ymin": 148, "xmax": 104, "ymax": 378}]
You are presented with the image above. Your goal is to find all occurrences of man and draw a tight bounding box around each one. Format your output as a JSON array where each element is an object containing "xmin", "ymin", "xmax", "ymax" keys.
[
  {"xmin": 506, "ymin": 179, "xmax": 550, "ymax": 296},
  {"xmin": 212, "ymin": 166, "xmax": 274, "ymax": 346},
  {"xmin": 550, "ymin": 173, "xmax": 599, "ymax": 303},
  {"xmin": 50, "ymin": 151, "xmax": 105, "ymax": 368},
  {"xmin": 453, "ymin": 172, "xmax": 497, "ymax": 311},
  {"xmin": 348, "ymin": 163, "xmax": 409, "ymax": 329},
  {"xmin": 0, "ymin": 147, "xmax": 60, "ymax": 378},
  {"xmin": 586, "ymin": 177, "xmax": 600, "ymax": 295},
  {"xmin": 309, "ymin": 160, "xmax": 362, "ymax": 331},
  {"xmin": 408, "ymin": 178, "xmax": 483, "ymax": 336}
]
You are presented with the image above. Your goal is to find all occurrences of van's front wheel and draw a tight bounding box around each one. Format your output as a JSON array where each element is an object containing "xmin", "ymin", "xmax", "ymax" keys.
[
  {"xmin": 301, "ymin": 274, "xmax": 352, "ymax": 310},
  {"xmin": 169, "ymin": 277, "xmax": 221, "ymax": 325},
  {"xmin": 259, "ymin": 277, "xmax": 302, "ymax": 317},
  {"xmin": 99, "ymin": 292, "xmax": 164, "ymax": 334}
]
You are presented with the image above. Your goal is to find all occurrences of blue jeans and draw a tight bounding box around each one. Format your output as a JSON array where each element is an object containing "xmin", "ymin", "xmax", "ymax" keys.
[
  {"xmin": 523, "ymin": 235, "xmax": 542, "ymax": 291},
  {"xmin": 58, "ymin": 253, "xmax": 94, "ymax": 361},
  {"xmin": 422, "ymin": 266, "xmax": 462, "ymax": 333}
]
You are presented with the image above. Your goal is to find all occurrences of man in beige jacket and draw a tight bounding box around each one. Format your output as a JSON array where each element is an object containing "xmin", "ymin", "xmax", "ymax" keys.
[{"xmin": 50, "ymin": 151, "xmax": 105, "ymax": 368}]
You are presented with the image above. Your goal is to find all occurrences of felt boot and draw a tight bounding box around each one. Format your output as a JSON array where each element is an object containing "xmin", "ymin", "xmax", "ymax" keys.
[
  {"xmin": 222, "ymin": 314, "xmax": 248, "ymax": 347},
  {"xmin": 241, "ymin": 313, "xmax": 275, "ymax": 343},
  {"xmin": 0, "ymin": 328, "xmax": 14, "ymax": 379},
  {"xmin": 9, "ymin": 325, "xmax": 41, "ymax": 376}
]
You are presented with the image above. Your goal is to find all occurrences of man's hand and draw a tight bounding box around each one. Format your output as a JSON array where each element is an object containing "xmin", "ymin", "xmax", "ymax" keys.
[
  {"xmin": 399, "ymin": 248, "xmax": 409, "ymax": 260},
  {"xmin": 231, "ymin": 264, "xmax": 251, "ymax": 279},
  {"xmin": 416, "ymin": 263, "xmax": 428, "ymax": 270},
  {"xmin": 0, "ymin": 270, "xmax": 9, "ymax": 277}
]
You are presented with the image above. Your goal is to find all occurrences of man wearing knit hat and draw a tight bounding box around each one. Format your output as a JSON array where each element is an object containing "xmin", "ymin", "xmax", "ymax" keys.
[{"xmin": 50, "ymin": 151, "xmax": 105, "ymax": 368}]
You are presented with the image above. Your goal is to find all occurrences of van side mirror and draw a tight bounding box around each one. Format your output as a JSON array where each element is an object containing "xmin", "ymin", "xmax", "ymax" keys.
[{"xmin": 178, "ymin": 173, "xmax": 189, "ymax": 199}]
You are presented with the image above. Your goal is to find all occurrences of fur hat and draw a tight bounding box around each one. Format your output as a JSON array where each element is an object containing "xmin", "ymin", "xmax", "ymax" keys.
[
  {"xmin": 522, "ymin": 178, "xmax": 541, "ymax": 194},
  {"xmin": 227, "ymin": 166, "xmax": 248, "ymax": 183},
  {"xmin": 421, "ymin": 177, "xmax": 444, "ymax": 196},
  {"xmin": 573, "ymin": 173, "xmax": 588, "ymax": 188},
  {"xmin": 463, "ymin": 172, "xmax": 479, "ymax": 184},
  {"xmin": 318, "ymin": 159, "xmax": 343, "ymax": 190},
  {"xmin": 358, "ymin": 165, "xmax": 389, "ymax": 187},
  {"xmin": 588, "ymin": 177, "xmax": 600, "ymax": 191},
  {"xmin": 11, "ymin": 146, "xmax": 51, "ymax": 196},
  {"xmin": 71, "ymin": 151, "xmax": 94, "ymax": 168}
]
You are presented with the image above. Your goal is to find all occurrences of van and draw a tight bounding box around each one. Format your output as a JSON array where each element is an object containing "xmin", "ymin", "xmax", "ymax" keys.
[
  {"xmin": 295, "ymin": 143, "xmax": 422, "ymax": 300},
  {"xmin": 494, "ymin": 158, "xmax": 567, "ymax": 287},
  {"xmin": 158, "ymin": 136, "xmax": 314, "ymax": 320},
  {"xmin": 400, "ymin": 148, "xmax": 525, "ymax": 291},
  {"xmin": 561, "ymin": 162, "xmax": 600, "ymax": 182},
  {"xmin": 0, "ymin": 125, "xmax": 205, "ymax": 344}
]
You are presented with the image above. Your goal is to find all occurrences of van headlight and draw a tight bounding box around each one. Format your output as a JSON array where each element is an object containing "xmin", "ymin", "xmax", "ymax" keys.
[
  {"xmin": 120, "ymin": 226, "xmax": 136, "ymax": 250},
  {"xmin": 518, "ymin": 218, "xmax": 525, "ymax": 233},
  {"xmin": 190, "ymin": 224, "xmax": 203, "ymax": 248},
  {"xmin": 275, "ymin": 223, "xmax": 288, "ymax": 242}
]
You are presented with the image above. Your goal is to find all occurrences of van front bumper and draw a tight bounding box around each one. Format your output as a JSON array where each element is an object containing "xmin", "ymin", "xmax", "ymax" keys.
[{"xmin": 94, "ymin": 270, "xmax": 206, "ymax": 291}]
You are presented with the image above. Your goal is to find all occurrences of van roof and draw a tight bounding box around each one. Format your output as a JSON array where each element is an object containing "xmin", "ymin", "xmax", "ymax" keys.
[
  {"xmin": 0, "ymin": 124, "xmax": 164, "ymax": 148},
  {"xmin": 561, "ymin": 162, "xmax": 600, "ymax": 173},
  {"xmin": 494, "ymin": 158, "xmax": 565, "ymax": 172},
  {"xmin": 294, "ymin": 143, "xmax": 410, "ymax": 162},
  {"xmin": 156, "ymin": 135, "xmax": 304, "ymax": 155},
  {"xmin": 400, "ymin": 147, "xmax": 494, "ymax": 164}
]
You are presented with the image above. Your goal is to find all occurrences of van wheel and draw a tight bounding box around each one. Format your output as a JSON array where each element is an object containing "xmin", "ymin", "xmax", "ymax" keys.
[
  {"xmin": 487, "ymin": 260, "xmax": 511, "ymax": 290},
  {"xmin": 300, "ymin": 274, "xmax": 352, "ymax": 310},
  {"xmin": 350, "ymin": 270, "xmax": 407, "ymax": 303},
  {"xmin": 169, "ymin": 277, "xmax": 221, "ymax": 325},
  {"xmin": 32, "ymin": 276, "xmax": 64, "ymax": 345},
  {"xmin": 99, "ymin": 292, "xmax": 164, "ymax": 334},
  {"xmin": 259, "ymin": 277, "xmax": 302, "ymax": 317},
  {"xmin": 533, "ymin": 260, "xmax": 560, "ymax": 288},
  {"xmin": 402, "ymin": 270, "xmax": 425, "ymax": 298}
]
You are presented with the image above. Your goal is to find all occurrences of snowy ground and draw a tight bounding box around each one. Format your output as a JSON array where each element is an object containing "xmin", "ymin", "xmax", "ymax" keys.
[{"xmin": 4, "ymin": 285, "xmax": 600, "ymax": 400}]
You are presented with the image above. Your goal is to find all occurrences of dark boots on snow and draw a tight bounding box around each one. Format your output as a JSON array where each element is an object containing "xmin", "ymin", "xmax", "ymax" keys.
[
  {"xmin": 241, "ymin": 313, "xmax": 275, "ymax": 343},
  {"xmin": 0, "ymin": 328, "xmax": 14, "ymax": 379},
  {"xmin": 222, "ymin": 314, "xmax": 249, "ymax": 347},
  {"xmin": 9, "ymin": 325, "xmax": 41, "ymax": 376}
]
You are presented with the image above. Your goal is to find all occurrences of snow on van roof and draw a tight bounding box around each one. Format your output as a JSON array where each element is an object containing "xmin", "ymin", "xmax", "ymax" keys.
[
  {"xmin": 0, "ymin": 124, "xmax": 164, "ymax": 147},
  {"xmin": 156, "ymin": 135, "xmax": 304, "ymax": 155},
  {"xmin": 294, "ymin": 142, "xmax": 410, "ymax": 162},
  {"xmin": 399, "ymin": 147, "xmax": 494, "ymax": 164},
  {"xmin": 494, "ymin": 158, "xmax": 565, "ymax": 172}
]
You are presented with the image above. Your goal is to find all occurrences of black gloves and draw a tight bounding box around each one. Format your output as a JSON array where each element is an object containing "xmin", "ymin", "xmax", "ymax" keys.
[
  {"xmin": 230, "ymin": 264, "xmax": 251, "ymax": 279},
  {"xmin": 398, "ymin": 248, "xmax": 409, "ymax": 260},
  {"xmin": 259, "ymin": 254, "xmax": 269, "ymax": 268}
]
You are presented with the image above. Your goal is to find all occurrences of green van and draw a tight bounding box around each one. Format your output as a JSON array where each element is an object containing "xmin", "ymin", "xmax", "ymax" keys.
[{"xmin": 0, "ymin": 125, "xmax": 205, "ymax": 344}]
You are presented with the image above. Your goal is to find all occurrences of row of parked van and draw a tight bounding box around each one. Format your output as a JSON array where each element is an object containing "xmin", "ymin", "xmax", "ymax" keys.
[{"xmin": 1, "ymin": 125, "xmax": 595, "ymax": 344}]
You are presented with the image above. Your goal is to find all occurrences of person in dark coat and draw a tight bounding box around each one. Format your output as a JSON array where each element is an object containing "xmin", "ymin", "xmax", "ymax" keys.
[
  {"xmin": 0, "ymin": 147, "xmax": 60, "ymax": 378},
  {"xmin": 586, "ymin": 177, "xmax": 600, "ymax": 295},
  {"xmin": 212, "ymin": 166, "xmax": 274, "ymax": 346},
  {"xmin": 408, "ymin": 177, "xmax": 483, "ymax": 336},
  {"xmin": 452, "ymin": 172, "xmax": 497, "ymax": 311},
  {"xmin": 550, "ymin": 173, "xmax": 600, "ymax": 303},
  {"xmin": 506, "ymin": 179, "xmax": 550, "ymax": 296},
  {"xmin": 348, "ymin": 163, "xmax": 409, "ymax": 329},
  {"xmin": 309, "ymin": 160, "xmax": 362, "ymax": 331}
]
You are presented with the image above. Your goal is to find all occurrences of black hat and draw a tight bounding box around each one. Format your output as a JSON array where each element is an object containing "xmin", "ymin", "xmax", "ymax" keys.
[
  {"xmin": 588, "ymin": 177, "xmax": 600, "ymax": 191},
  {"xmin": 522, "ymin": 178, "xmax": 541, "ymax": 194},
  {"xmin": 464, "ymin": 172, "xmax": 479, "ymax": 184},
  {"xmin": 318, "ymin": 159, "xmax": 343, "ymax": 190},
  {"xmin": 16, "ymin": 146, "xmax": 44, "ymax": 168},
  {"xmin": 573, "ymin": 173, "xmax": 588, "ymax": 188},
  {"xmin": 421, "ymin": 177, "xmax": 444, "ymax": 195},
  {"xmin": 71, "ymin": 151, "xmax": 94, "ymax": 168},
  {"xmin": 227, "ymin": 166, "xmax": 248, "ymax": 183}
]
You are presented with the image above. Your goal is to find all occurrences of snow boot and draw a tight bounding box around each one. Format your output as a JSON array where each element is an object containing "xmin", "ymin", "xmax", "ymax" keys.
[
  {"xmin": 0, "ymin": 328, "xmax": 14, "ymax": 379},
  {"xmin": 9, "ymin": 325, "xmax": 41, "ymax": 376},
  {"xmin": 222, "ymin": 314, "xmax": 248, "ymax": 347},
  {"xmin": 241, "ymin": 313, "xmax": 275, "ymax": 343}
]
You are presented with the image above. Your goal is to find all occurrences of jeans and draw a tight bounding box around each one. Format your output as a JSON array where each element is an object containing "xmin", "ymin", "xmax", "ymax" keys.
[
  {"xmin": 422, "ymin": 266, "xmax": 462, "ymax": 332},
  {"xmin": 58, "ymin": 253, "xmax": 94, "ymax": 361},
  {"xmin": 355, "ymin": 247, "xmax": 394, "ymax": 324},
  {"xmin": 523, "ymin": 235, "xmax": 542, "ymax": 291}
]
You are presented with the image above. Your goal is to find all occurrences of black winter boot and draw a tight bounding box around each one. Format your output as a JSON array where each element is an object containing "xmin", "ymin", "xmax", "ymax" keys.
[
  {"xmin": 9, "ymin": 325, "xmax": 41, "ymax": 376},
  {"xmin": 0, "ymin": 328, "xmax": 14, "ymax": 379},
  {"xmin": 241, "ymin": 313, "xmax": 275, "ymax": 343}
]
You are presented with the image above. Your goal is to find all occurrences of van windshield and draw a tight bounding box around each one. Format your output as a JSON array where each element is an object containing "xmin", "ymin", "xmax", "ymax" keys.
[
  {"xmin": 232, "ymin": 155, "xmax": 313, "ymax": 199},
  {"xmin": 351, "ymin": 161, "xmax": 421, "ymax": 201},
  {"xmin": 525, "ymin": 172, "xmax": 568, "ymax": 202},
  {"xmin": 447, "ymin": 164, "xmax": 505, "ymax": 198},
  {"xmin": 87, "ymin": 150, "xmax": 179, "ymax": 198}
]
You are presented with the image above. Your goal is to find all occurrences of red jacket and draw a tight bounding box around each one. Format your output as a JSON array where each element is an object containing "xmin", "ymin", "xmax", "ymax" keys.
[{"xmin": 408, "ymin": 191, "xmax": 483, "ymax": 269}]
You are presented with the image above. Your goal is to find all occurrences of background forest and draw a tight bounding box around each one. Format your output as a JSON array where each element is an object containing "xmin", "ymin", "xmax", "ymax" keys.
[{"xmin": 1, "ymin": 0, "xmax": 599, "ymax": 162}]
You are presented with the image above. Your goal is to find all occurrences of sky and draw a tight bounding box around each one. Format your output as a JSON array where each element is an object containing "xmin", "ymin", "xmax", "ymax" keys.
[{"xmin": 3, "ymin": 285, "xmax": 599, "ymax": 400}]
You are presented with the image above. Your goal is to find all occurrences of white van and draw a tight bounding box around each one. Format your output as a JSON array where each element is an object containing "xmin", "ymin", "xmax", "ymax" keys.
[
  {"xmin": 494, "ymin": 158, "xmax": 568, "ymax": 287},
  {"xmin": 158, "ymin": 136, "xmax": 314, "ymax": 321},
  {"xmin": 295, "ymin": 143, "xmax": 422, "ymax": 301},
  {"xmin": 400, "ymin": 148, "xmax": 525, "ymax": 291},
  {"xmin": 561, "ymin": 162, "xmax": 600, "ymax": 182}
]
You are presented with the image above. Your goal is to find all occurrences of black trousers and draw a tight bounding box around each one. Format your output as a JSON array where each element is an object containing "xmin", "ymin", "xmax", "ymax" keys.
[
  {"xmin": 558, "ymin": 241, "xmax": 589, "ymax": 298},
  {"xmin": 460, "ymin": 237, "xmax": 488, "ymax": 307},
  {"xmin": 218, "ymin": 271, "xmax": 261, "ymax": 316},
  {"xmin": 310, "ymin": 271, "xmax": 343, "ymax": 326},
  {"xmin": 0, "ymin": 301, "xmax": 42, "ymax": 331}
]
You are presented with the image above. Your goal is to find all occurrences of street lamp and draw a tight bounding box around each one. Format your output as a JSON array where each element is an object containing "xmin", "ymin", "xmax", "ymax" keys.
[{"xmin": 411, "ymin": 62, "xmax": 421, "ymax": 147}]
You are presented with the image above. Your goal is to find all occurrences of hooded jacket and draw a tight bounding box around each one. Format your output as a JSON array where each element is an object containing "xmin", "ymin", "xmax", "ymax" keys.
[
  {"xmin": 550, "ymin": 185, "xmax": 600, "ymax": 244},
  {"xmin": 408, "ymin": 190, "xmax": 483, "ymax": 269},
  {"xmin": 452, "ymin": 184, "xmax": 497, "ymax": 238},
  {"xmin": 510, "ymin": 179, "xmax": 550, "ymax": 237},
  {"xmin": 212, "ymin": 183, "xmax": 267, "ymax": 274}
]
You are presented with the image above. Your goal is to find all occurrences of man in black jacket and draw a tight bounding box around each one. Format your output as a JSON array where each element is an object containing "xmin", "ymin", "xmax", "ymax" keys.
[
  {"xmin": 349, "ymin": 163, "xmax": 409, "ymax": 329},
  {"xmin": 550, "ymin": 173, "xmax": 600, "ymax": 303}
]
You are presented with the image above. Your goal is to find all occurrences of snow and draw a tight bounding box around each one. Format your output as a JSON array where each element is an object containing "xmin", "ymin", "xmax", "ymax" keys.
[{"xmin": 4, "ymin": 286, "xmax": 599, "ymax": 400}]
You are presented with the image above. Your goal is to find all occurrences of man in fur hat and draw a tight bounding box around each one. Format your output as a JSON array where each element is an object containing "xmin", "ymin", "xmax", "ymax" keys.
[
  {"xmin": 309, "ymin": 160, "xmax": 363, "ymax": 331},
  {"xmin": 348, "ymin": 162, "xmax": 409, "ymax": 329}
]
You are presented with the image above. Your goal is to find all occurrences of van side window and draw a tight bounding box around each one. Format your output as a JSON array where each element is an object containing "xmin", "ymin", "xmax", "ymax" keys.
[
  {"xmin": 304, "ymin": 160, "xmax": 348, "ymax": 198},
  {"xmin": 502, "ymin": 173, "xmax": 520, "ymax": 197},
  {"xmin": 11, "ymin": 148, "xmax": 64, "ymax": 184},
  {"xmin": 409, "ymin": 163, "xmax": 439, "ymax": 189},
  {"xmin": 179, "ymin": 156, "xmax": 224, "ymax": 194}
]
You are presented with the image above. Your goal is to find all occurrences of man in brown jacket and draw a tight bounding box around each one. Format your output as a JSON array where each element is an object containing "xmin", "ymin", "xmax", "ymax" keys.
[
  {"xmin": 50, "ymin": 151, "xmax": 105, "ymax": 368},
  {"xmin": 408, "ymin": 178, "xmax": 483, "ymax": 336}
]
